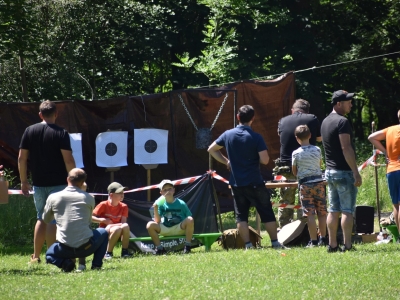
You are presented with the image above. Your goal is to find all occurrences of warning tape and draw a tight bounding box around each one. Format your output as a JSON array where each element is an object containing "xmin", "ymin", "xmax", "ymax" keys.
[
  {"xmin": 358, "ymin": 149, "xmax": 383, "ymax": 172},
  {"xmin": 271, "ymin": 202, "xmax": 301, "ymax": 209}
]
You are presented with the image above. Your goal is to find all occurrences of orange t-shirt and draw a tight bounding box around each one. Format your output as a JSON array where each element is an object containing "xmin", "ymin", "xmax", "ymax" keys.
[
  {"xmin": 383, "ymin": 125, "xmax": 400, "ymax": 174},
  {"xmin": 93, "ymin": 200, "xmax": 128, "ymax": 228}
]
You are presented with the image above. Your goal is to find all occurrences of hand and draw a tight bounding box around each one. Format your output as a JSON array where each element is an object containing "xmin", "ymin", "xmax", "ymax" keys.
[
  {"xmin": 102, "ymin": 218, "xmax": 112, "ymax": 225},
  {"xmin": 227, "ymin": 161, "xmax": 231, "ymax": 172},
  {"xmin": 21, "ymin": 182, "xmax": 31, "ymax": 197},
  {"xmin": 353, "ymin": 172, "xmax": 362, "ymax": 187}
]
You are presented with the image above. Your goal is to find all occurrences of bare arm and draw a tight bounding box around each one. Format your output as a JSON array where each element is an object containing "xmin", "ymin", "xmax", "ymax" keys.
[
  {"xmin": 292, "ymin": 165, "xmax": 298, "ymax": 177},
  {"xmin": 43, "ymin": 199, "xmax": 54, "ymax": 223},
  {"xmin": 92, "ymin": 215, "xmax": 112, "ymax": 225},
  {"xmin": 207, "ymin": 142, "xmax": 229, "ymax": 166},
  {"xmin": 153, "ymin": 204, "xmax": 161, "ymax": 223},
  {"xmin": 259, "ymin": 150, "xmax": 269, "ymax": 165},
  {"xmin": 339, "ymin": 133, "xmax": 362, "ymax": 187},
  {"xmin": 18, "ymin": 149, "xmax": 31, "ymax": 196},
  {"xmin": 368, "ymin": 130, "xmax": 387, "ymax": 154},
  {"xmin": 61, "ymin": 149, "xmax": 76, "ymax": 172}
]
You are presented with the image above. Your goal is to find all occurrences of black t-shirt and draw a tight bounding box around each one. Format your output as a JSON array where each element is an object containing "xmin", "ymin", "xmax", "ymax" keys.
[
  {"xmin": 278, "ymin": 112, "xmax": 321, "ymax": 163},
  {"xmin": 19, "ymin": 122, "xmax": 72, "ymax": 186},
  {"xmin": 320, "ymin": 112, "xmax": 354, "ymax": 171}
]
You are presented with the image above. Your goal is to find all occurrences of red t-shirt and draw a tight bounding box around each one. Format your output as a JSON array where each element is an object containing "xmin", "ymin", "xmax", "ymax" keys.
[{"xmin": 93, "ymin": 200, "xmax": 128, "ymax": 228}]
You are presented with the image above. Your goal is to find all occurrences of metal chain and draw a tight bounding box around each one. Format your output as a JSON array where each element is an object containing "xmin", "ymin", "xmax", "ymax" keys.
[
  {"xmin": 210, "ymin": 93, "xmax": 228, "ymax": 130},
  {"xmin": 178, "ymin": 92, "xmax": 229, "ymax": 131},
  {"xmin": 178, "ymin": 94, "xmax": 198, "ymax": 131}
]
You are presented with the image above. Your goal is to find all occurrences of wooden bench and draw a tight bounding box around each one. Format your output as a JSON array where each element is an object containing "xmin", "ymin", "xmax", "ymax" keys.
[{"xmin": 130, "ymin": 233, "xmax": 221, "ymax": 251}]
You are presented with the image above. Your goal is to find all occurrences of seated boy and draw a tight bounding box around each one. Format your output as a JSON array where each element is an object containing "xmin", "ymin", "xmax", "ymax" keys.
[
  {"xmin": 92, "ymin": 182, "xmax": 133, "ymax": 259},
  {"xmin": 146, "ymin": 179, "xmax": 194, "ymax": 255},
  {"xmin": 292, "ymin": 125, "xmax": 327, "ymax": 247}
]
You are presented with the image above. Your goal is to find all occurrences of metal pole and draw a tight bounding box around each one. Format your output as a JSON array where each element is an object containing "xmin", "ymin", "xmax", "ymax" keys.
[
  {"xmin": 371, "ymin": 121, "xmax": 382, "ymax": 232},
  {"xmin": 147, "ymin": 169, "xmax": 151, "ymax": 202}
]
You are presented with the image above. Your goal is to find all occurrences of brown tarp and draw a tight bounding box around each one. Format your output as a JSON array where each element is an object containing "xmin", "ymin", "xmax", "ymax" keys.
[{"xmin": 0, "ymin": 72, "xmax": 295, "ymax": 208}]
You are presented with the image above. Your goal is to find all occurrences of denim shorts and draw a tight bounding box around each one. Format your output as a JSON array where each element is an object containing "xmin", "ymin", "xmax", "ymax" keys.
[
  {"xmin": 33, "ymin": 185, "xmax": 66, "ymax": 221},
  {"xmin": 386, "ymin": 170, "xmax": 400, "ymax": 205},
  {"xmin": 325, "ymin": 170, "xmax": 357, "ymax": 214},
  {"xmin": 231, "ymin": 184, "xmax": 276, "ymax": 223}
]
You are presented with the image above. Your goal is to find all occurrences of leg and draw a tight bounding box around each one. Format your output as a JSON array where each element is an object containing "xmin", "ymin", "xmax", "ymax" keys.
[
  {"xmin": 120, "ymin": 223, "xmax": 131, "ymax": 249},
  {"xmin": 394, "ymin": 204, "xmax": 400, "ymax": 233},
  {"xmin": 180, "ymin": 216, "xmax": 194, "ymax": 242},
  {"xmin": 33, "ymin": 220, "xmax": 47, "ymax": 259},
  {"xmin": 317, "ymin": 214, "xmax": 327, "ymax": 237},
  {"xmin": 45, "ymin": 242, "xmax": 75, "ymax": 271},
  {"xmin": 341, "ymin": 212, "xmax": 353, "ymax": 248},
  {"xmin": 231, "ymin": 186, "xmax": 251, "ymax": 244},
  {"xmin": 278, "ymin": 171, "xmax": 297, "ymax": 228},
  {"xmin": 307, "ymin": 215, "xmax": 318, "ymax": 241},
  {"xmin": 90, "ymin": 228, "xmax": 109, "ymax": 268},
  {"xmin": 237, "ymin": 221, "xmax": 250, "ymax": 243},
  {"xmin": 107, "ymin": 226, "xmax": 123, "ymax": 252},
  {"xmin": 46, "ymin": 222, "xmax": 57, "ymax": 248},
  {"xmin": 327, "ymin": 212, "xmax": 340, "ymax": 247},
  {"xmin": 264, "ymin": 221, "xmax": 278, "ymax": 241},
  {"xmin": 146, "ymin": 221, "xmax": 162, "ymax": 246}
]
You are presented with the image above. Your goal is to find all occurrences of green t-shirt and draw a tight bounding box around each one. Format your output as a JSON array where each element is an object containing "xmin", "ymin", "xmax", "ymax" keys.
[{"xmin": 158, "ymin": 198, "xmax": 192, "ymax": 227}]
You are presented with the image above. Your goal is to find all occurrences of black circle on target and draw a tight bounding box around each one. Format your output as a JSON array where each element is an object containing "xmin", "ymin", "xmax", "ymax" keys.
[
  {"xmin": 144, "ymin": 140, "xmax": 157, "ymax": 153},
  {"xmin": 105, "ymin": 142, "xmax": 118, "ymax": 156}
]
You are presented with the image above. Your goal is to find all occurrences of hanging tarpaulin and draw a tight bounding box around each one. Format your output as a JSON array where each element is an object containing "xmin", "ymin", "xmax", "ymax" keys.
[
  {"xmin": 69, "ymin": 133, "xmax": 84, "ymax": 168},
  {"xmin": 134, "ymin": 129, "xmax": 168, "ymax": 165},
  {"xmin": 95, "ymin": 131, "xmax": 128, "ymax": 167}
]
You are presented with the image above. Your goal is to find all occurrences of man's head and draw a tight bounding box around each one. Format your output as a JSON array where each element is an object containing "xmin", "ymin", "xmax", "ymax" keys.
[
  {"xmin": 332, "ymin": 90, "xmax": 355, "ymax": 115},
  {"xmin": 158, "ymin": 179, "xmax": 175, "ymax": 196},
  {"xmin": 294, "ymin": 125, "xmax": 311, "ymax": 141},
  {"xmin": 292, "ymin": 99, "xmax": 310, "ymax": 113},
  {"xmin": 237, "ymin": 105, "xmax": 255, "ymax": 124},
  {"xmin": 67, "ymin": 168, "xmax": 87, "ymax": 189},
  {"xmin": 39, "ymin": 100, "xmax": 57, "ymax": 118},
  {"xmin": 107, "ymin": 182, "xmax": 127, "ymax": 194}
]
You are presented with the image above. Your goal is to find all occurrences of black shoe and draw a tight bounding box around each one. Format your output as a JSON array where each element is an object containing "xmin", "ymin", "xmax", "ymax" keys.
[
  {"xmin": 155, "ymin": 247, "xmax": 167, "ymax": 255},
  {"xmin": 327, "ymin": 245, "xmax": 339, "ymax": 253},
  {"xmin": 183, "ymin": 245, "xmax": 191, "ymax": 254},
  {"xmin": 121, "ymin": 249, "xmax": 133, "ymax": 258},
  {"xmin": 318, "ymin": 236, "xmax": 327, "ymax": 246},
  {"xmin": 341, "ymin": 245, "xmax": 356, "ymax": 252},
  {"xmin": 61, "ymin": 259, "xmax": 76, "ymax": 272},
  {"xmin": 305, "ymin": 241, "xmax": 317, "ymax": 248},
  {"xmin": 91, "ymin": 266, "xmax": 102, "ymax": 270}
]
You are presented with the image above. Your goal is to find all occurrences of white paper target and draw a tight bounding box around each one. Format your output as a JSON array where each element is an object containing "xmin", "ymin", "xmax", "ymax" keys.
[
  {"xmin": 95, "ymin": 131, "xmax": 128, "ymax": 167},
  {"xmin": 69, "ymin": 133, "xmax": 84, "ymax": 168},
  {"xmin": 134, "ymin": 129, "xmax": 168, "ymax": 164}
]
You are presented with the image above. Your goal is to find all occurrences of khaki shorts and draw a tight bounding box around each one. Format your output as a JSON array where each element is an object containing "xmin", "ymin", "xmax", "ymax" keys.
[{"xmin": 160, "ymin": 223, "xmax": 185, "ymax": 236}]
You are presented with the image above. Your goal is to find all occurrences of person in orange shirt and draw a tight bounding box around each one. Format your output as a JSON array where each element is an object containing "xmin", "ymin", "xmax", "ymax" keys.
[
  {"xmin": 369, "ymin": 110, "xmax": 400, "ymax": 243},
  {"xmin": 92, "ymin": 182, "xmax": 133, "ymax": 259}
]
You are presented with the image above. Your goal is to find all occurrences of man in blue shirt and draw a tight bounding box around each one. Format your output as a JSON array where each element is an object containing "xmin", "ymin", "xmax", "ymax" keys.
[{"xmin": 208, "ymin": 105, "xmax": 285, "ymax": 249}]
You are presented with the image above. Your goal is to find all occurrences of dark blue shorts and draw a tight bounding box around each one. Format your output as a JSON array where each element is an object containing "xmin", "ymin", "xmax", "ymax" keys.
[
  {"xmin": 231, "ymin": 185, "xmax": 276, "ymax": 223},
  {"xmin": 387, "ymin": 170, "xmax": 400, "ymax": 205}
]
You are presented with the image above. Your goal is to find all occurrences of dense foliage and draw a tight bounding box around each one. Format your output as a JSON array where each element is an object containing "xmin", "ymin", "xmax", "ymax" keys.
[{"xmin": 1, "ymin": 0, "xmax": 399, "ymax": 137}]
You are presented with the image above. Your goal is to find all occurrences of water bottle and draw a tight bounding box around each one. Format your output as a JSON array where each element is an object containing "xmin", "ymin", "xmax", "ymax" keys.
[{"xmin": 155, "ymin": 195, "xmax": 166, "ymax": 206}]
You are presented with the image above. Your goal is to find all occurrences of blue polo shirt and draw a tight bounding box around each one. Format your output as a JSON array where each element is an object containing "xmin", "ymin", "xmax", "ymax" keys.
[{"xmin": 215, "ymin": 125, "xmax": 267, "ymax": 187}]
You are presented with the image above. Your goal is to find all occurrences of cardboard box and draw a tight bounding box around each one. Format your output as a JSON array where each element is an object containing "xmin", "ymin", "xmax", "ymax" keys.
[{"xmin": 360, "ymin": 233, "xmax": 378, "ymax": 243}]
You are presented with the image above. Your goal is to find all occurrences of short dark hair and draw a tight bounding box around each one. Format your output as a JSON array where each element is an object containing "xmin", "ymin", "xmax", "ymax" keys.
[
  {"xmin": 68, "ymin": 169, "xmax": 87, "ymax": 186},
  {"xmin": 237, "ymin": 105, "xmax": 255, "ymax": 123},
  {"xmin": 295, "ymin": 125, "xmax": 310, "ymax": 140},
  {"xmin": 292, "ymin": 99, "xmax": 310, "ymax": 113},
  {"xmin": 39, "ymin": 100, "xmax": 57, "ymax": 118}
]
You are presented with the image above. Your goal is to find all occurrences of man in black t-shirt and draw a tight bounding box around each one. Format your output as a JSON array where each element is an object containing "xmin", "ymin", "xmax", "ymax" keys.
[
  {"xmin": 18, "ymin": 100, "xmax": 76, "ymax": 264},
  {"xmin": 277, "ymin": 99, "xmax": 321, "ymax": 228},
  {"xmin": 321, "ymin": 90, "xmax": 362, "ymax": 253}
]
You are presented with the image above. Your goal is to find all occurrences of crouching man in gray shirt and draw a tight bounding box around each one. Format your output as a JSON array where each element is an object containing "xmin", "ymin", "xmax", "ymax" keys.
[{"xmin": 43, "ymin": 168, "xmax": 108, "ymax": 272}]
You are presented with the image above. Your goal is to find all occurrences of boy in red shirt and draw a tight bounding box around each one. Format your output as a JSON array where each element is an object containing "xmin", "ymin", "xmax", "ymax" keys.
[{"xmin": 92, "ymin": 182, "xmax": 132, "ymax": 259}]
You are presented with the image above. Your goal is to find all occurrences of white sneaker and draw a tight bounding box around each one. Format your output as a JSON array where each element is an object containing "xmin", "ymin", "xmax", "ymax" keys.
[{"xmin": 76, "ymin": 264, "xmax": 86, "ymax": 272}]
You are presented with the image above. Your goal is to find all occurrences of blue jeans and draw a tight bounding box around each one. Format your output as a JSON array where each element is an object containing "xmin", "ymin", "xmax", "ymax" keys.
[
  {"xmin": 33, "ymin": 185, "xmax": 66, "ymax": 222},
  {"xmin": 46, "ymin": 228, "xmax": 108, "ymax": 269},
  {"xmin": 325, "ymin": 170, "xmax": 357, "ymax": 214},
  {"xmin": 386, "ymin": 170, "xmax": 400, "ymax": 205}
]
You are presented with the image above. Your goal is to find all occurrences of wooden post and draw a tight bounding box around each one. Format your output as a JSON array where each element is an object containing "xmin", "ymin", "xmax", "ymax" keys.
[{"xmin": 371, "ymin": 121, "xmax": 382, "ymax": 232}]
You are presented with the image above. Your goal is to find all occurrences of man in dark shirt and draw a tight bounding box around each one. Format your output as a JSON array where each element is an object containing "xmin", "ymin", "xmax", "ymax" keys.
[
  {"xmin": 321, "ymin": 90, "xmax": 362, "ymax": 253},
  {"xmin": 277, "ymin": 99, "xmax": 321, "ymax": 228},
  {"xmin": 18, "ymin": 100, "xmax": 76, "ymax": 263},
  {"xmin": 208, "ymin": 105, "xmax": 286, "ymax": 249}
]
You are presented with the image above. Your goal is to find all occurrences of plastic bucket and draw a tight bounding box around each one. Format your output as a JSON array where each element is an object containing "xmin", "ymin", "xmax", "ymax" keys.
[{"xmin": 384, "ymin": 225, "xmax": 399, "ymax": 243}]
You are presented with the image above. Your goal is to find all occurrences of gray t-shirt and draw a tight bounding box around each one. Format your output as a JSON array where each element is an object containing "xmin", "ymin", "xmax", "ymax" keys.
[
  {"xmin": 292, "ymin": 145, "xmax": 322, "ymax": 181},
  {"xmin": 43, "ymin": 186, "xmax": 95, "ymax": 248}
]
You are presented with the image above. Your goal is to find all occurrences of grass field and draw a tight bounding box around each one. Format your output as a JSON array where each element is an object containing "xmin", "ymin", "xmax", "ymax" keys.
[{"xmin": 0, "ymin": 163, "xmax": 399, "ymax": 299}]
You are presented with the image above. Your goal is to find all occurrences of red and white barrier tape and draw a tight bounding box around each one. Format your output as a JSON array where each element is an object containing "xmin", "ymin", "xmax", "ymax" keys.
[
  {"xmin": 357, "ymin": 149, "xmax": 383, "ymax": 172},
  {"xmin": 271, "ymin": 202, "xmax": 301, "ymax": 209}
]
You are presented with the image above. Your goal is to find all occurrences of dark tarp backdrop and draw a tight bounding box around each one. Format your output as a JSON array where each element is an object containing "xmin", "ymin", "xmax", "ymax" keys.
[{"xmin": 0, "ymin": 73, "xmax": 295, "ymax": 211}]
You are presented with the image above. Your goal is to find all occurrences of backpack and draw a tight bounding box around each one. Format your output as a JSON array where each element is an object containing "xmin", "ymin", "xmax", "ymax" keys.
[{"xmin": 220, "ymin": 226, "xmax": 262, "ymax": 249}]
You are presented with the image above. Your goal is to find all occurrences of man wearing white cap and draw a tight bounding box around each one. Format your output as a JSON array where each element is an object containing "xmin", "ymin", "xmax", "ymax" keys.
[{"xmin": 146, "ymin": 179, "xmax": 194, "ymax": 255}]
